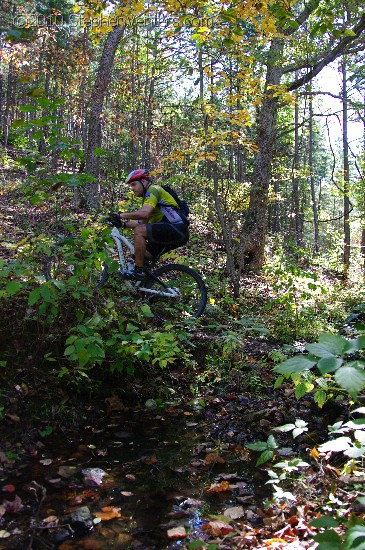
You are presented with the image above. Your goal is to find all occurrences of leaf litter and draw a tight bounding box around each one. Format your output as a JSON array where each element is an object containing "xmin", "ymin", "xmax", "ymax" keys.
[{"xmin": 0, "ymin": 368, "xmax": 356, "ymax": 549}]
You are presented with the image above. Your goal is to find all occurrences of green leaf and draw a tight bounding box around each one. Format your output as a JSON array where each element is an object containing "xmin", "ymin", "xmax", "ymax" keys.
[
  {"xmin": 351, "ymin": 407, "xmax": 365, "ymax": 414},
  {"xmin": 295, "ymin": 381, "xmax": 314, "ymax": 398},
  {"xmin": 220, "ymin": 8, "xmax": 237, "ymax": 22},
  {"xmin": 318, "ymin": 437, "xmax": 351, "ymax": 452},
  {"xmin": 257, "ymin": 449, "xmax": 273, "ymax": 465},
  {"xmin": 293, "ymin": 426, "xmax": 308, "ymax": 438},
  {"xmin": 39, "ymin": 284, "xmax": 51, "ymax": 301},
  {"xmin": 27, "ymin": 88, "xmax": 45, "ymax": 98},
  {"xmin": 140, "ymin": 304, "xmax": 154, "ymax": 317},
  {"xmin": 273, "ymin": 424, "xmax": 295, "ymax": 432},
  {"xmin": 318, "ymin": 356, "xmax": 343, "ymax": 374},
  {"xmin": 232, "ymin": 25, "xmax": 244, "ymax": 36},
  {"xmin": 314, "ymin": 390, "xmax": 327, "ymax": 408},
  {"xmin": 318, "ymin": 333, "xmax": 347, "ymax": 354},
  {"xmin": 274, "ymin": 376, "xmax": 284, "ymax": 389},
  {"xmin": 296, "ymin": 419, "xmax": 307, "ymax": 428},
  {"xmin": 344, "ymin": 419, "xmax": 365, "ymax": 428},
  {"xmin": 346, "ymin": 525, "xmax": 365, "ymax": 549},
  {"xmin": 246, "ymin": 441, "xmax": 268, "ymax": 451},
  {"xmin": 77, "ymin": 348, "xmax": 91, "ymax": 368},
  {"xmin": 344, "ymin": 446, "xmax": 365, "ymax": 458},
  {"xmin": 11, "ymin": 118, "xmax": 27, "ymax": 128},
  {"xmin": 357, "ymin": 335, "xmax": 365, "ymax": 350},
  {"xmin": 267, "ymin": 435, "xmax": 278, "ymax": 449},
  {"xmin": 344, "ymin": 29, "xmax": 356, "ymax": 36},
  {"xmin": 28, "ymin": 287, "xmax": 41, "ymax": 305},
  {"xmin": 6, "ymin": 281, "xmax": 21, "ymax": 296},
  {"xmin": 93, "ymin": 147, "xmax": 107, "ymax": 156},
  {"xmin": 306, "ymin": 343, "xmax": 335, "ymax": 358},
  {"xmin": 334, "ymin": 363, "xmax": 365, "ymax": 397},
  {"xmin": 286, "ymin": 19, "xmax": 299, "ymax": 30},
  {"xmin": 64, "ymin": 345, "xmax": 75, "ymax": 356},
  {"xmin": 344, "ymin": 339, "xmax": 359, "ymax": 353},
  {"xmin": 310, "ymin": 516, "xmax": 339, "ymax": 528},
  {"xmin": 314, "ymin": 529, "xmax": 342, "ymax": 549},
  {"xmin": 274, "ymin": 356, "xmax": 316, "ymax": 374}
]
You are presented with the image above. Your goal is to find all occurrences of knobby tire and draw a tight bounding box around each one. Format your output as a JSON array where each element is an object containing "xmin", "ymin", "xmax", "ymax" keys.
[{"xmin": 144, "ymin": 263, "xmax": 207, "ymax": 324}]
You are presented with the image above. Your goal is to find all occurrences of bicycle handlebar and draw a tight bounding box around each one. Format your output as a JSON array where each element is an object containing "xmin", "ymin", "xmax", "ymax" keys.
[{"xmin": 104, "ymin": 213, "xmax": 123, "ymax": 228}]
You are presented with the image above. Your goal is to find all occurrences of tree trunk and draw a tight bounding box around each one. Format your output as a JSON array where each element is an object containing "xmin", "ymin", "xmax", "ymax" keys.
[
  {"xmin": 361, "ymin": 96, "xmax": 365, "ymax": 279},
  {"xmin": 342, "ymin": 57, "xmax": 350, "ymax": 276},
  {"xmin": 85, "ymin": 26, "xmax": 125, "ymax": 210},
  {"xmin": 3, "ymin": 61, "xmax": 17, "ymax": 148},
  {"xmin": 291, "ymin": 82, "xmax": 302, "ymax": 251},
  {"xmin": 309, "ymin": 94, "xmax": 319, "ymax": 253},
  {"xmin": 241, "ymin": 37, "xmax": 283, "ymax": 271}
]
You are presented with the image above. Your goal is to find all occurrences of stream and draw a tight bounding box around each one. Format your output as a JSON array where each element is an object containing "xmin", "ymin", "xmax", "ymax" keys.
[{"xmin": 0, "ymin": 403, "xmax": 261, "ymax": 549}]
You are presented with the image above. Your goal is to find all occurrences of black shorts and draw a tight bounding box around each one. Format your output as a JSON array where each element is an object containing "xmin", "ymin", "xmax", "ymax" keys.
[{"xmin": 146, "ymin": 222, "xmax": 189, "ymax": 257}]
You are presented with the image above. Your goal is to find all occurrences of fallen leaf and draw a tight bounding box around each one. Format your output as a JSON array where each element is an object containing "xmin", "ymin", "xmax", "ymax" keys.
[
  {"xmin": 82, "ymin": 468, "xmax": 106, "ymax": 486},
  {"xmin": 79, "ymin": 540, "xmax": 102, "ymax": 549},
  {"xmin": 206, "ymin": 481, "xmax": 232, "ymax": 494},
  {"xmin": 58, "ymin": 466, "xmax": 77, "ymax": 478},
  {"xmin": 263, "ymin": 536, "xmax": 291, "ymax": 546},
  {"xmin": 164, "ymin": 407, "xmax": 179, "ymax": 413},
  {"xmin": 1, "ymin": 495, "xmax": 23, "ymax": 514},
  {"xmin": 205, "ymin": 453, "xmax": 225, "ymax": 465},
  {"xmin": 93, "ymin": 506, "xmax": 121, "ymax": 521},
  {"xmin": 125, "ymin": 474, "xmax": 136, "ymax": 481},
  {"xmin": 142, "ymin": 455, "xmax": 157, "ymax": 464},
  {"xmin": 106, "ymin": 394, "xmax": 126, "ymax": 411},
  {"xmin": 40, "ymin": 459, "xmax": 52, "ymax": 466},
  {"xmin": 224, "ymin": 506, "xmax": 245, "ymax": 519},
  {"xmin": 167, "ymin": 526, "xmax": 187, "ymax": 539},
  {"xmin": 0, "ymin": 530, "xmax": 11, "ymax": 538},
  {"xmin": 43, "ymin": 515, "xmax": 59, "ymax": 526},
  {"xmin": 310, "ymin": 447, "xmax": 319, "ymax": 460},
  {"xmin": 5, "ymin": 413, "xmax": 20, "ymax": 422},
  {"xmin": 202, "ymin": 520, "xmax": 235, "ymax": 536},
  {"xmin": 287, "ymin": 515, "xmax": 298, "ymax": 526}
]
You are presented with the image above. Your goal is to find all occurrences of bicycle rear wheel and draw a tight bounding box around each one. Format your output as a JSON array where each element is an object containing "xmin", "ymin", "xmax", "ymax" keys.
[{"xmin": 144, "ymin": 264, "xmax": 207, "ymax": 324}]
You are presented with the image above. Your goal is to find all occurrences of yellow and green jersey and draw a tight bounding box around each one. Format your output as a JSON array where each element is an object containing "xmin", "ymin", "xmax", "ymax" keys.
[{"xmin": 143, "ymin": 185, "xmax": 184, "ymax": 224}]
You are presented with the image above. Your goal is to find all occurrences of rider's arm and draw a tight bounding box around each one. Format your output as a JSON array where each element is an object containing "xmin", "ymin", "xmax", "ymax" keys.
[
  {"xmin": 120, "ymin": 204, "xmax": 153, "ymax": 222},
  {"xmin": 124, "ymin": 220, "xmax": 146, "ymax": 228}
]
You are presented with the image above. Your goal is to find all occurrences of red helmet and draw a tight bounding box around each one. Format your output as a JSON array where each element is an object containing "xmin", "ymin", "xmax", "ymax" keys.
[{"xmin": 125, "ymin": 169, "xmax": 150, "ymax": 184}]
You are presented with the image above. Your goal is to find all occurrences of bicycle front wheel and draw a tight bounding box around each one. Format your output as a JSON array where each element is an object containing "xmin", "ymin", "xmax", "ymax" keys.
[{"xmin": 144, "ymin": 264, "xmax": 207, "ymax": 324}]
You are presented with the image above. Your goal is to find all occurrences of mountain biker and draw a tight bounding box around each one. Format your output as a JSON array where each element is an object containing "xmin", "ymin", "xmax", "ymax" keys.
[{"xmin": 109, "ymin": 169, "xmax": 189, "ymax": 280}]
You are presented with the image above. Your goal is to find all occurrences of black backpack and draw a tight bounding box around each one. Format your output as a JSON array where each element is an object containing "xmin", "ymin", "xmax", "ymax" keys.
[{"xmin": 162, "ymin": 184, "xmax": 190, "ymax": 219}]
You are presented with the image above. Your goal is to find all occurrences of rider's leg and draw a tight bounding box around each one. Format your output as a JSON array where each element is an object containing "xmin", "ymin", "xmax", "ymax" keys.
[{"xmin": 133, "ymin": 224, "xmax": 148, "ymax": 268}]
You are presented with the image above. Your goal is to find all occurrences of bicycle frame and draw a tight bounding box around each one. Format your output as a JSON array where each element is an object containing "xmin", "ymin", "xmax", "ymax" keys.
[
  {"xmin": 109, "ymin": 225, "xmax": 134, "ymax": 271},
  {"xmin": 108, "ymin": 226, "xmax": 180, "ymax": 298}
]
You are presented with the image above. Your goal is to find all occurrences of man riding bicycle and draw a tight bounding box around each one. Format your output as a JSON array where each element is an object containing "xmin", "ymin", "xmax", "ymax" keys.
[{"xmin": 110, "ymin": 169, "xmax": 189, "ymax": 280}]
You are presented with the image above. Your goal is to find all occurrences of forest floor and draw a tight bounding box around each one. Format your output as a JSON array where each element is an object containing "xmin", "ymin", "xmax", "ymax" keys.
[
  {"xmin": 0, "ymin": 326, "xmax": 362, "ymax": 550},
  {"xmin": 0, "ymin": 339, "xmax": 347, "ymax": 550},
  {"xmin": 1, "ymin": 165, "xmax": 364, "ymax": 549}
]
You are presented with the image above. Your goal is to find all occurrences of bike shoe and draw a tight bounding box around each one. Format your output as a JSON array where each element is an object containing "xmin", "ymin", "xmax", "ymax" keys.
[{"xmin": 119, "ymin": 267, "xmax": 145, "ymax": 281}]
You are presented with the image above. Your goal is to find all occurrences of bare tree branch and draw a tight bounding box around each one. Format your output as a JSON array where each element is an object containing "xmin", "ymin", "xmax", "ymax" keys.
[{"xmin": 287, "ymin": 13, "xmax": 365, "ymax": 92}]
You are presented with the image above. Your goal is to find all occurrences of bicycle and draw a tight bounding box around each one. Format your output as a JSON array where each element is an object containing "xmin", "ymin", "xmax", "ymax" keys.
[{"xmin": 44, "ymin": 219, "xmax": 207, "ymax": 324}]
